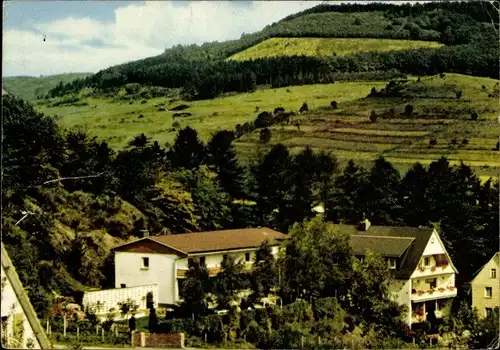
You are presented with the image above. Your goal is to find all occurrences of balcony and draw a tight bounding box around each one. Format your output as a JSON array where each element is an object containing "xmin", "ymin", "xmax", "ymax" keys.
[
  {"xmin": 411, "ymin": 286, "xmax": 457, "ymax": 302},
  {"xmin": 412, "ymin": 263, "xmax": 453, "ymax": 278}
]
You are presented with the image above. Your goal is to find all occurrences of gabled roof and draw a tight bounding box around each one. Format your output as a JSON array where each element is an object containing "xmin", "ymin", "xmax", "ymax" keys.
[
  {"xmin": 471, "ymin": 252, "xmax": 500, "ymax": 283},
  {"xmin": 350, "ymin": 235, "xmax": 415, "ymax": 258},
  {"xmin": 335, "ymin": 224, "xmax": 435, "ymax": 279},
  {"xmin": 113, "ymin": 228, "xmax": 287, "ymax": 255}
]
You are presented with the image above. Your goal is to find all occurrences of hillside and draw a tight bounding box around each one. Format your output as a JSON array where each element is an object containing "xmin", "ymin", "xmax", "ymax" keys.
[
  {"xmin": 2, "ymin": 73, "xmax": 91, "ymax": 101},
  {"xmin": 228, "ymin": 37, "xmax": 443, "ymax": 61},
  {"xmin": 46, "ymin": 1, "xmax": 498, "ymax": 100},
  {"xmin": 37, "ymin": 73, "xmax": 500, "ymax": 178}
]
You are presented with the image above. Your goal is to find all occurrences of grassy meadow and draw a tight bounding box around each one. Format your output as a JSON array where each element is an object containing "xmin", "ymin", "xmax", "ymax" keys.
[
  {"xmin": 37, "ymin": 73, "xmax": 499, "ymax": 178},
  {"xmin": 228, "ymin": 37, "xmax": 443, "ymax": 61}
]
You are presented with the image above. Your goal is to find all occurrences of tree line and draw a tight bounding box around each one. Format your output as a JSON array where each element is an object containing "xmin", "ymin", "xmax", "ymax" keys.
[{"xmin": 2, "ymin": 95, "xmax": 498, "ymax": 322}]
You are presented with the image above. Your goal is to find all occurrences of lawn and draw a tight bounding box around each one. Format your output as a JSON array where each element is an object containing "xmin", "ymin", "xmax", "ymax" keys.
[
  {"xmin": 37, "ymin": 73, "xmax": 499, "ymax": 178},
  {"xmin": 228, "ymin": 37, "xmax": 442, "ymax": 61}
]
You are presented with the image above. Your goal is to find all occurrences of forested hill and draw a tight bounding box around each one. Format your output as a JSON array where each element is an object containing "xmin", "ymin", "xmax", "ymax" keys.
[
  {"xmin": 48, "ymin": 1, "xmax": 499, "ymax": 100},
  {"xmin": 3, "ymin": 73, "xmax": 91, "ymax": 101}
]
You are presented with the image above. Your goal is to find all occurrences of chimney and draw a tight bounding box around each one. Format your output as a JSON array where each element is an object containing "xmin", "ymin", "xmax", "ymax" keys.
[
  {"xmin": 361, "ymin": 218, "xmax": 371, "ymax": 231},
  {"xmin": 140, "ymin": 229, "xmax": 150, "ymax": 238}
]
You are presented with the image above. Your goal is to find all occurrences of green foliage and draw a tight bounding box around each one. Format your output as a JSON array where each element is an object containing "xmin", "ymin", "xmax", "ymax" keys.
[
  {"xmin": 250, "ymin": 241, "xmax": 277, "ymax": 302},
  {"xmin": 214, "ymin": 255, "xmax": 246, "ymax": 310},
  {"xmin": 168, "ymin": 126, "xmax": 206, "ymax": 169},
  {"xmin": 281, "ymin": 217, "xmax": 352, "ymax": 302}
]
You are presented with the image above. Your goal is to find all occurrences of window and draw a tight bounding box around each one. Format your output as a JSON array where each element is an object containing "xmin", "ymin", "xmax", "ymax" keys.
[
  {"xmin": 485, "ymin": 287, "xmax": 493, "ymax": 298},
  {"xmin": 424, "ymin": 257, "xmax": 430, "ymax": 266},
  {"xmin": 426, "ymin": 278, "xmax": 437, "ymax": 289},
  {"xmin": 491, "ymin": 269, "xmax": 497, "ymax": 279},
  {"xmin": 188, "ymin": 258, "xmax": 194, "ymax": 266},
  {"xmin": 486, "ymin": 308, "xmax": 493, "ymax": 317},
  {"xmin": 245, "ymin": 253, "xmax": 251, "ymax": 262},
  {"xmin": 120, "ymin": 283, "xmax": 126, "ymax": 288},
  {"xmin": 200, "ymin": 256, "xmax": 206, "ymax": 265},
  {"xmin": 142, "ymin": 257, "xmax": 149, "ymax": 269},
  {"xmin": 387, "ymin": 258, "xmax": 396, "ymax": 269}
]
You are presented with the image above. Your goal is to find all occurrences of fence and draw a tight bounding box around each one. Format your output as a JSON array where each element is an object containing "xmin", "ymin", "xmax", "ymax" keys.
[{"xmin": 82, "ymin": 284, "xmax": 158, "ymax": 317}]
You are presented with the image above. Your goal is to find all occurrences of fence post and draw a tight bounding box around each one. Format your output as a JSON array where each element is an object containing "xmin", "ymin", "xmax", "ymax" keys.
[
  {"xmin": 77, "ymin": 325, "xmax": 80, "ymax": 341},
  {"xmin": 301, "ymin": 335, "xmax": 304, "ymax": 349},
  {"xmin": 140, "ymin": 332, "xmax": 146, "ymax": 347},
  {"xmin": 63, "ymin": 315, "xmax": 67, "ymax": 337},
  {"xmin": 102, "ymin": 328, "xmax": 104, "ymax": 343},
  {"xmin": 131, "ymin": 330, "xmax": 135, "ymax": 347}
]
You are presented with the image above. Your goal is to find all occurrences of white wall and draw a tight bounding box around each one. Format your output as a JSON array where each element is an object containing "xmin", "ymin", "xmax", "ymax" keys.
[
  {"xmin": 115, "ymin": 252, "xmax": 178, "ymax": 305},
  {"xmin": 422, "ymin": 230, "xmax": 446, "ymax": 256},
  {"xmin": 1, "ymin": 265, "xmax": 41, "ymax": 349},
  {"xmin": 82, "ymin": 284, "xmax": 158, "ymax": 316},
  {"xmin": 389, "ymin": 279, "xmax": 412, "ymax": 325}
]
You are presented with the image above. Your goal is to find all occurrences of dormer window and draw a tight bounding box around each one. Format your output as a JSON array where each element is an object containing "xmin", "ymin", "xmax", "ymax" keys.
[{"xmin": 387, "ymin": 258, "xmax": 397, "ymax": 269}]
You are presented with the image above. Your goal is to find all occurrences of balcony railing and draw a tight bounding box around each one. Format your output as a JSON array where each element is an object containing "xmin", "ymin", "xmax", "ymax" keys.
[
  {"xmin": 411, "ymin": 286, "xmax": 457, "ymax": 301},
  {"xmin": 413, "ymin": 263, "xmax": 452, "ymax": 277}
]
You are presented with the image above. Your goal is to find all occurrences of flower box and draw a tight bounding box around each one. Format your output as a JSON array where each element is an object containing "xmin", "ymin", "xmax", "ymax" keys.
[
  {"xmin": 431, "ymin": 266, "xmax": 436, "ymax": 272},
  {"xmin": 438, "ymin": 287, "xmax": 445, "ymax": 292},
  {"xmin": 418, "ymin": 266, "xmax": 425, "ymax": 272},
  {"xmin": 427, "ymin": 289, "xmax": 434, "ymax": 294},
  {"xmin": 417, "ymin": 290, "xmax": 425, "ymax": 295},
  {"xmin": 447, "ymin": 286, "xmax": 456, "ymax": 291}
]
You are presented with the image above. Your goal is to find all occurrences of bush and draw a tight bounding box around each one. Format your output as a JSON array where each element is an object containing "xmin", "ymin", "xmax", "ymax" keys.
[
  {"xmin": 404, "ymin": 104, "xmax": 414, "ymax": 117},
  {"xmin": 471, "ymin": 112, "xmax": 478, "ymax": 121},
  {"xmin": 141, "ymin": 100, "xmax": 147, "ymax": 104},
  {"xmin": 330, "ymin": 101, "xmax": 338, "ymax": 109},
  {"xmin": 260, "ymin": 128, "xmax": 272, "ymax": 144},
  {"xmin": 369, "ymin": 110, "xmax": 378, "ymax": 123},
  {"xmin": 170, "ymin": 104, "xmax": 190, "ymax": 111},
  {"xmin": 429, "ymin": 138, "xmax": 438, "ymax": 145},
  {"xmin": 495, "ymin": 141, "xmax": 500, "ymax": 151},
  {"xmin": 370, "ymin": 87, "xmax": 378, "ymax": 96},
  {"xmin": 172, "ymin": 121, "xmax": 180, "ymax": 129},
  {"xmin": 462, "ymin": 138, "xmax": 469, "ymax": 145},
  {"xmin": 255, "ymin": 111, "xmax": 274, "ymax": 128},
  {"xmin": 456, "ymin": 90, "xmax": 462, "ymax": 99},
  {"xmin": 353, "ymin": 18, "xmax": 362, "ymax": 26},
  {"xmin": 299, "ymin": 103, "xmax": 309, "ymax": 113},
  {"xmin": 138, "ymin": 114, "xmax": 144, "ymax": 119},
  {"xmin": 451, "ymin": 138, "xmax": 457, "ymax": 145},
  {"xmin": 274, "ymin": 107, "xmax": 285, "ymax": 115}
]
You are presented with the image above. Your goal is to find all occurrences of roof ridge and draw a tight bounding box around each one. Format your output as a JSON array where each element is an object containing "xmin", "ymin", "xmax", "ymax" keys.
[
  {"xmin": 352, "ymin": 234, "xmax": 415, "ymax": 240},
  {"xmin": 150, "ymin": 227, "xmax": 276, "ymax": 237}
]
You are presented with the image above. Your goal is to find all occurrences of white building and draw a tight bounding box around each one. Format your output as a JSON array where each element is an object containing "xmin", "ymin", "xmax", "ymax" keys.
[
  {"xmin": 1, "ymin": 244, "xmax": 51, "ymax": 349},
  {"xmin": 112, "ymin": 228, "xmax": 287, "ymax": 307},
  {"xmin": 338, "ymin": 220, "xmax": 458, "ymax": 326}
]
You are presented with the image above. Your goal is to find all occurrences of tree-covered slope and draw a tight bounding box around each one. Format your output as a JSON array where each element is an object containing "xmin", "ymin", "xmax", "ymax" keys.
[
  {"xmin": 47, "ymin": 1, "xmax": 499, "ymax": 100},
  {"xmin": 3, "ymin": 73, "xmax": 91, "ymax": 101}
]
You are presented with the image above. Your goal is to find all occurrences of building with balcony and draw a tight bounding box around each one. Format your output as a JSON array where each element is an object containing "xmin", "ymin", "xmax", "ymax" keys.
[
  {"xmin": 336, "ymin": 220, "xmax": 458, "ymax": 326},
  {"xmin": 471, "ymin": 252, "xmax": 499, "ymax": 319},
  {"xmin": 112, "ymin": 228, "xmax": 286, "ymax": 306}
]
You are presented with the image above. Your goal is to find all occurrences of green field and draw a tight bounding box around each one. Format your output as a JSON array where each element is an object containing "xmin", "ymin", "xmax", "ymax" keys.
[
  {"xmin": 37, "ymin": 73, "xmax": 499, "ymax": 178},
  {"xmin": 228, "ymin": 37, "xmax": 443, "ymax": 61},
  {"xmin": 3, "ymin": 73, "xmax": 91, "ymax": 101}
]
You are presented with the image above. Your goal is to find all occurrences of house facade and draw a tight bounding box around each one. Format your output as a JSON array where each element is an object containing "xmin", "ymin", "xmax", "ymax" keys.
[
  {"xmin": 1, "ymin": 244, "xmax": 51, "ymax": 349},
  {"xmin": 471, "ymin": 252, "xmax": 499, "ymax": 319},
  {"xmin": 112, "ymin": 228, "xmax": 286, "ymax": 306},
  {"xmin": 336, "ymin": 220, "xmax": 458, "ymax": 326}
]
